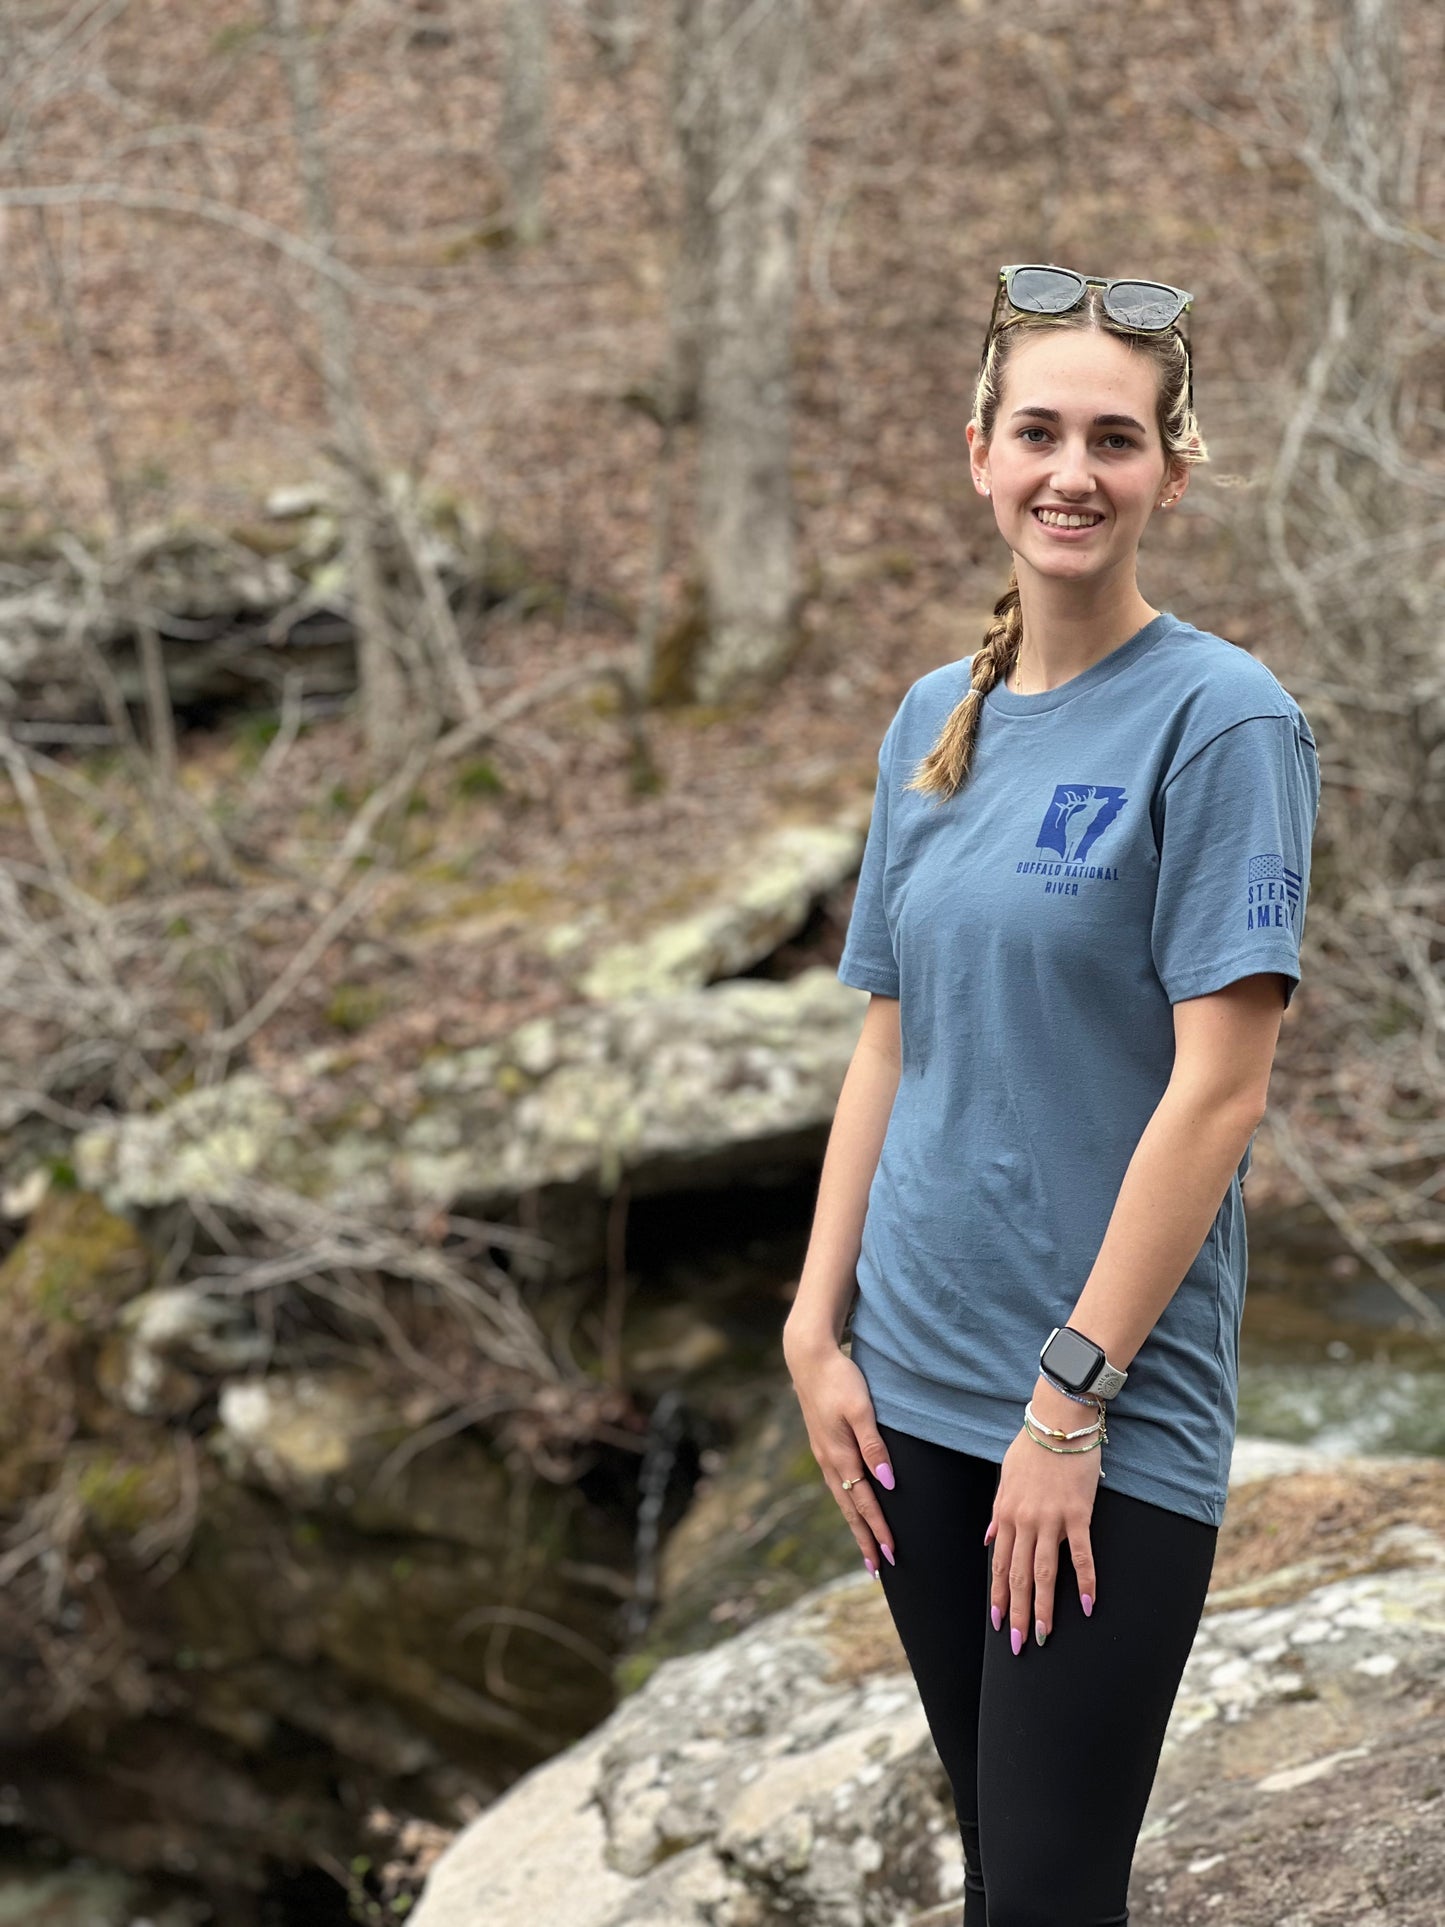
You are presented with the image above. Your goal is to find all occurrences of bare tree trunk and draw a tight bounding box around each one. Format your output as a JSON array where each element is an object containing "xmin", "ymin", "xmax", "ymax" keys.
[
  {"xmin": 502, "ymin": 0, "xmax": 551, "ymax": 247},
  {"xmin": 683, "ymin": 0, "xmax": 807, "ymax": 706},
  {"xmin": 271, "ymin": 0, "xmax": 413, "ymax": 771}
]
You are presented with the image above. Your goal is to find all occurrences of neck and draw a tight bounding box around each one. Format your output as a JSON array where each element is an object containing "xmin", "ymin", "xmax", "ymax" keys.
[{"xmin": 1011, "ymin": 565, "xmax": 1159, "ymax": 692}]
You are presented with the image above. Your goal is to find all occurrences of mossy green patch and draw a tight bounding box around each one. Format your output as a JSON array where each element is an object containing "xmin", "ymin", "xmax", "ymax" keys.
[
  {"xmin": 326, "ymin": 984, "xmax": 390, "ymax": 1034},
  {"xmin": 453, "ymin": 758, "xmax": 505, "ymax": 799},
  {"xmin": 395, "ymin": 872, "xmax": 560, "ymax": 941},
  {"xmin": 0, "ymin": 1190, "xmax": 150, "ymax": 1328},
  {"xmin": 0, "ymin": 1195, "xmax": 154, "ymax": 1508},
  {"xmin": 75, "ymin": 1445, "xmax": 179, "ymax": 1538},
  {"xmin": 613, "ymin": 1650, "xmax": 662, "ymax": 1699},
  {"xmin": 210, "ymin": 18, "xmax": 264, "ymax": 57}
]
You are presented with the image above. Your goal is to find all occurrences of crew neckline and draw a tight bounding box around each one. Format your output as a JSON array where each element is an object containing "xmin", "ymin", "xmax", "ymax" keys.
[{"xmin": 984, "ymin": 611, "xmax": 1176, "ymax": 716}]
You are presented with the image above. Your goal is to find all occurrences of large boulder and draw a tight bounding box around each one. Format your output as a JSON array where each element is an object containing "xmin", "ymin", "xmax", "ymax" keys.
[{"xmin": 406, "ymin": 1445, "xmax": 1445, "ymax": 1927}]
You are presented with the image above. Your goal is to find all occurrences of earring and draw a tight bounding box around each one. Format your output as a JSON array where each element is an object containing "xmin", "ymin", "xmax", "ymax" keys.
[{"xmin": 1159, "ymin": 495, "xmax": 1175, "ymax": 507}]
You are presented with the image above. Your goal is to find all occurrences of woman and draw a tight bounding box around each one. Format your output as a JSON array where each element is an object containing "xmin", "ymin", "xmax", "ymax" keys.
[{"xmin": 783, "ymin": 265, "xmax": 1321, "ymax": 1927}]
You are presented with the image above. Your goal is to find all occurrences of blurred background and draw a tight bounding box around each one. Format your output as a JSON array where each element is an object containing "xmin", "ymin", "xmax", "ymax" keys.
[{"xmin": 0, "ymin": 0, "xmax": 1441, "ymax": 1921}]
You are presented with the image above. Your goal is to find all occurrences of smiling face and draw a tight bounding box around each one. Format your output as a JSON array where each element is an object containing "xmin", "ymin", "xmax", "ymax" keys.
[{"xmin": 967, "ymin": 326, "xmax": 1188, "ymax": 590}]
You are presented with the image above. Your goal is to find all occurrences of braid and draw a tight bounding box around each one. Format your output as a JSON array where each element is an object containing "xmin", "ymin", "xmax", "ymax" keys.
[{"xmin": 902, "ymin": 566, "xmax": 1022, "ymax": 803}]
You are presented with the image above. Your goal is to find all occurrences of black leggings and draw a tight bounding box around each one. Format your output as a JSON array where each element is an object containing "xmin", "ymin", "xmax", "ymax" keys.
[{"xmin": 864, "ymin": 1420, "xmax": 1217, "ymax": 1927}]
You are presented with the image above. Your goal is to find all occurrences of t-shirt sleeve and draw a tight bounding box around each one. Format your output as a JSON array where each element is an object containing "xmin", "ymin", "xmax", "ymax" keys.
[
  {"xmin": 837, "ymin": 719, "xmax": 901, "ymax": 997},
  {"xmin": 1151, "ymin": 715, "xmax": 1321, "ymax": 1008}
]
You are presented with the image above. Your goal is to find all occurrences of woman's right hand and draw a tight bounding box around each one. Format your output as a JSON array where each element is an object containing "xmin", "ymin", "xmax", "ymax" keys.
[{"xmin": 784, "ymin": 1333, "xmax": 896, "ymax": 1574}]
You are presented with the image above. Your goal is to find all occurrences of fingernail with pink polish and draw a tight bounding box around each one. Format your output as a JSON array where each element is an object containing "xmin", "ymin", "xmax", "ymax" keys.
[
  {"xmin": 991, "ymin": 1605, "xmax": 1002, "ymax": 1632},
  {"xmin": 881, "ymin": 1542, "xmax": 895, "ymax": 1566},
  {"xmin": 864, "ymin": 1557, "xmax": 877, "ymax": 1578},
  {"xmin": 1010, "ymin": 1626, "xmax": 1023, "ymax": 1656},
  {"xmin": 1081, "ymin": 1593, "xmax": 1094, "ymax": 1618},
  {"xmin": 874, "ymin": 1463, "xmax": 895, "ymax": 1490}
]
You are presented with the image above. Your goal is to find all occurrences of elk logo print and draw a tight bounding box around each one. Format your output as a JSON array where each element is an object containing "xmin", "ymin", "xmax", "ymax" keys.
[
  {"xmin": 1015, "ymin": 783, "xmax": 1129, "ymax": 897},
  {"xmin": 1037, "ymin": 784, "xmax": 1128, "ymax": 863}
]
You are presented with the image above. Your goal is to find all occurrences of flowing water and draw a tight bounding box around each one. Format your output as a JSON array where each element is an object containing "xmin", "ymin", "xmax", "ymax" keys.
[{"xmin": 1239, "ymin": 1246, "xmax": 1445, "ymax": 1458}]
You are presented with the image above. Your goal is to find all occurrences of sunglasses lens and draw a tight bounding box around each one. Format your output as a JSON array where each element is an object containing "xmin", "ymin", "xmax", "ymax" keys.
[
  {"xmin": 1105, "ymin": 281, "xmax": 1187, "ymax": 329},
  {"xmin": 1007, "ymin": 267, "xmax": 1085, "ymax": 314}
]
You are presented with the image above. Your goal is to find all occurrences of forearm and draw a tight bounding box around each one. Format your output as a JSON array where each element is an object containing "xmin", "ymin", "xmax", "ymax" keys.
[
  {"xmin": 783, "ymin": 1030, "xmax": 900, "ymax": 1362},
  {"xmin": 1033, "ymin": 1081, "xmax": 1263, "ymax": 1422}
]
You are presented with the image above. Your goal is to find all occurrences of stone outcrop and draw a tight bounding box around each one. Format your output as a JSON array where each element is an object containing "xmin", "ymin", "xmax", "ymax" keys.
[
  {"xmin": 73, "ymin": 966, "xmax": 870, "ymax": 1278},
  {"xmin": 573, "ymin": 822, "xmax": 866, "ymax": 1000},
  {"xmin": 0, "ymin": 482, "xmax": 543, "ymax": 732},
  {"xmin": 407, "ymin": 1442, "xmax": 1445, "ymax": 1927}
]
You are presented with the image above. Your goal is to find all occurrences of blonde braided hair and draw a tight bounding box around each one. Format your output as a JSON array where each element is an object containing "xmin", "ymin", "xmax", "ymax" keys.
[{"xmin": 905, "ymin": 287, "xmax": 1208, "ymax": 804}]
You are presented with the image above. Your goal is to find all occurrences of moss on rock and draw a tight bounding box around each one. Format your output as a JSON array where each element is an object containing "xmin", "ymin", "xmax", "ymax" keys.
[
  {"xmin": 0, "ymin": 1192, "xmax": 152, "ymax": 1509},
  {"xmin": 0, "ymin": 1189, "xmax": 150, "ymax": 1328},
  {"xmin": 74, "ymin": 1441, "xmax": 183, "ymax": 1540}
]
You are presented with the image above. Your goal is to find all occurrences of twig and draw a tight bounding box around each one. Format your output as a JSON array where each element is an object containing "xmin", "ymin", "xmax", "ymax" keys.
[
  {"xmin": 202, "ymin": 867, "xmax": 386, "ymax": 1058},
  {"xmin": 1264, "ymin": 1111, "xmax": 1445, "ymax": 1333}
]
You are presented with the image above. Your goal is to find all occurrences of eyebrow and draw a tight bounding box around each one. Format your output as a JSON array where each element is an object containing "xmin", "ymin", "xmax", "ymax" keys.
[{"xmin": 1010, "ymin": 406, "xmax": 1148, "ymax": 432}]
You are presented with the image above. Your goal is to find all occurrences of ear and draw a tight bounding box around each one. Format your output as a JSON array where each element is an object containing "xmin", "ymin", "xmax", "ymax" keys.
[
  {"xmin": 1157, "ymin": 456, "xmax": 1191, "ymax": 512},
  {"xmin": 966, "ymin": 419, "xmax": 991, "ymax": 499}
]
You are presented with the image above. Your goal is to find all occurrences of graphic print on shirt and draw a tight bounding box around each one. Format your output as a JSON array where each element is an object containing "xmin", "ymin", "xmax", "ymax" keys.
[
  {"xmin": 1015, "ymin": 783, "xmax": 1127, "ymax": 897},
  {"xmin": 1246, "ymin": 853, "xmax": 1301, "ymax": 933}
]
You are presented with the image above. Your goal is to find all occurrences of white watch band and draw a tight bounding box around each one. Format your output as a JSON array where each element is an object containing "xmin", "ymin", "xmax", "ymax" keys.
[{"xmin": 1090, "ymin": 1357, "xmax": 1128, "ymax": 1400}]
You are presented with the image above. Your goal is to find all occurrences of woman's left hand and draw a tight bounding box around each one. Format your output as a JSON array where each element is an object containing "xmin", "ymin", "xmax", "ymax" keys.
[{"xmin": 985, "ymin": 1380, "xmax": 1102, "ymax": 1652}]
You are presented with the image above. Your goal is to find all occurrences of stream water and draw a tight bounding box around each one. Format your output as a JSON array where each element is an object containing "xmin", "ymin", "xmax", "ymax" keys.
[{"xmin": 1239, "ymin": 1255, "xmax": 1445, "ymax": 1458}]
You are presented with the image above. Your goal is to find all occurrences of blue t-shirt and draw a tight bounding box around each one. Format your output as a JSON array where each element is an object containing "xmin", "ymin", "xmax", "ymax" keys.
[{"xmin": 836, "ymin": 611, "xmax": 1321, "ymax": 1526}]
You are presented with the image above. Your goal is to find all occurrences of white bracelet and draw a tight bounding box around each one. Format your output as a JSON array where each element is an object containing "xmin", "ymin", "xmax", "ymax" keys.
[{"xmin": 1023, "ymin": 1398, "xmax": 1105, "ymax": 1442}]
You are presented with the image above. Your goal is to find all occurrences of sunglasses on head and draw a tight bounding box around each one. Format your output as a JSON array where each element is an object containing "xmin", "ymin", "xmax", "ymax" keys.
[{"xmin": 983, "ymin": 263, "xmax": 1195, "ymax": 418}]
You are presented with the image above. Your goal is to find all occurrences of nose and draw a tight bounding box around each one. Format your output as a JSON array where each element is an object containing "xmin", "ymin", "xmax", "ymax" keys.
[{"xmin": 1049, "ymin": 438, "xmax": 1095, "ymax": 498}]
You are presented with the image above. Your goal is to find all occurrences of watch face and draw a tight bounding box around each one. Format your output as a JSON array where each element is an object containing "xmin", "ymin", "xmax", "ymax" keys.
[{"xmin": 1042, "ymin": 1326, "xmax": 1102, "ymax": 1390}]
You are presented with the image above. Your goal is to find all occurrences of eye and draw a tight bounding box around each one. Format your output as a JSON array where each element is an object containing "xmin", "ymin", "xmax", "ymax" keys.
[
  {"xmin": 1018, "ymin": 426, "xmax": 1051, "ymax": 444},
  {"xmin": 1101, "ymin": 433, "xmax": 1137, "ymax": 450}
]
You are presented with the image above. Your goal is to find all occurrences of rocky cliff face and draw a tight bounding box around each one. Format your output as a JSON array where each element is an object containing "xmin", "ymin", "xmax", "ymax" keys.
[{"xmin": 407, "ymin": 1442, "xmax": 1445, "ymax": 1927}]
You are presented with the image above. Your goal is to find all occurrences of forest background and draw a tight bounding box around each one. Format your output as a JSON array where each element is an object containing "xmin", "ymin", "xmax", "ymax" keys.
[{"xmin": 0, "ymin": 0, "xmax": 1442, "ymax": 1922}]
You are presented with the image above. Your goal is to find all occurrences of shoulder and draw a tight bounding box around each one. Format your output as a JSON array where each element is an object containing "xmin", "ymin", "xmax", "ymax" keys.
[{"xmin": 1144, "ymin": 617, "xmax": 1318, "ymax": 780}]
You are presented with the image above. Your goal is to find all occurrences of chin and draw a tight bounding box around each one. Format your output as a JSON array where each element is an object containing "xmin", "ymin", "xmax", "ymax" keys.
[{"xmin": 1024, "ymin": 550, "xmax": 1110, "ymax": 580}]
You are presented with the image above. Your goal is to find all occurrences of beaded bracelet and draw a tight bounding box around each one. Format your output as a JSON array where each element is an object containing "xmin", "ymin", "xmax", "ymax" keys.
[
  {"xmin": 1022, "ymin": 1415, "xmax": 1105, "ymax": 1456},
  {"xmin": 1040, "ymin": 1366, "xmax": 1107, "ymax": 1411}
]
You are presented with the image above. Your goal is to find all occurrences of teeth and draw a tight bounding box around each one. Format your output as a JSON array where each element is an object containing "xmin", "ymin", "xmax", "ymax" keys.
[{"xmin": 1036, "ymin": 509, "xmax": 1102, "ymax": 528}]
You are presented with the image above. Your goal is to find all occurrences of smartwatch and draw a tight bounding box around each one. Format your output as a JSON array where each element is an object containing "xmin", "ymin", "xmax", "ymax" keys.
[{"xmin": 1039, "ymin": 1325, "xmax": 1128, "ymax": 1401}]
